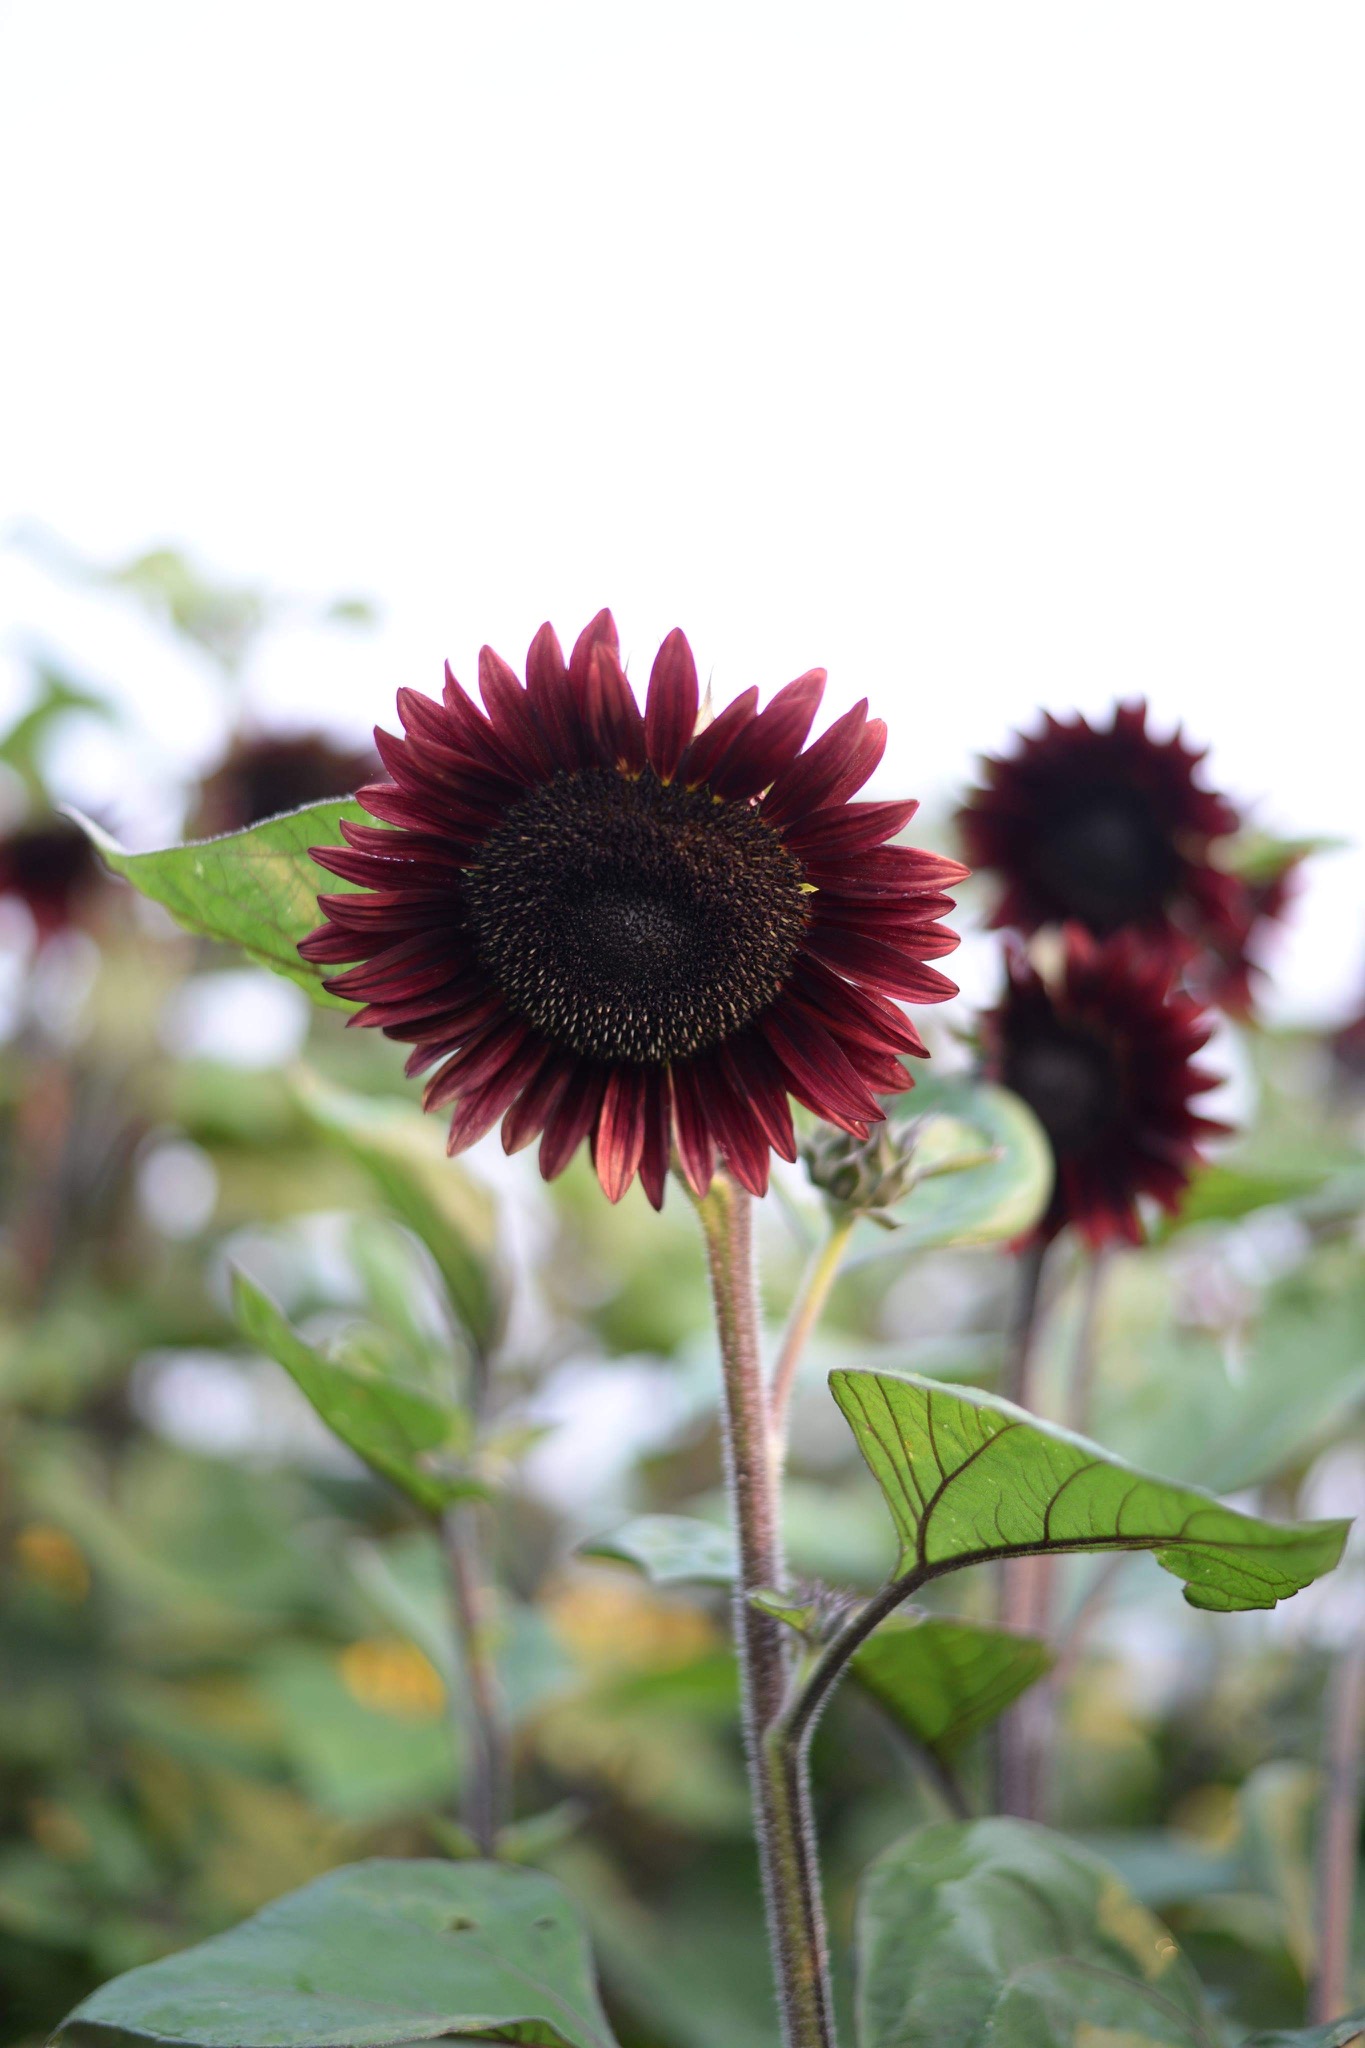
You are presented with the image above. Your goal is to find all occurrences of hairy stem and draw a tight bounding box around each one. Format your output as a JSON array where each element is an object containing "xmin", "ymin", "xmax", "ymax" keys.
[
  {"xmin": 997, "ymin": 1240, "xmax": 1049, "ymax": 1818},
  {"xmin": 769, "ymin": 1214, "xmax": 856, "ymax": 1450},
  {"xmin": 440, "ymin": 1500, "xmax": 507, "ymax": 1856},
  {"xmin": 1312, "ymin": 1634, "xmax": 1365, "ymax": 2024},
  {"xmin": 695, "ymin": 1174, "xmax": 837, "ymax": 2048}
]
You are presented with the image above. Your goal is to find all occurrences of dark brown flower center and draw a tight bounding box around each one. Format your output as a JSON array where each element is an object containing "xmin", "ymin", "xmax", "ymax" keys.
[
  {"xmin": 1006, "ymin": 1024, "xmax": 1121, "ymax": 1156},
  {"xmin": 463, "ymin": 768, "xmax": 809, "ymax": 1063},
  {"xmin": 1032, "ymin": 788, "xmax": 1180, "ymax": 933}
]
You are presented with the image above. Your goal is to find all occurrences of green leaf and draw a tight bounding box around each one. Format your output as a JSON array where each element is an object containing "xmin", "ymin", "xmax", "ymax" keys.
[
  {"xmin": 71, "ymin": 799, "xmax": 362, "ymax": 1005},
  {"xmin": 54, "ymin": 1857, "xmax": 620, "ymax": 2047},
  {"xmin": 233, "ymin": 1273, "xmax": 481, "ymax": 1515},
  {"xmin": 1245, "ymin": 2018, "xmax": 1365, "ymax": 2047},
  {"xmin": 856, "ymin": 1817, "xmax": 1218, "ymax": 2046},
  {"xmin": 582, "ymin": 1514, "xmax": 737, "ymax": 1587},
  {"xmin": 851, "ymin": 1613, "xmax": 1053, "ymax": 1760},
  {"xmin": 831, "ymin": 1367, "xmax": 1349, "ymax": 1611},
  {"xmin": 852, "ymin": 1077, "xmax": 1052, "ymax": 1259},
  {"xmin": 293, "ymin": 1069, "xmax": 504, "ymax": 1354}
]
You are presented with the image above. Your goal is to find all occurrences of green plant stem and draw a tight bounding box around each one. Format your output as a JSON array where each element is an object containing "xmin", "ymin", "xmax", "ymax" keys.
[
  {"xmin": 1064, "ymin": 1246, "xmax": 1110, "ymax": 1436},
  {"xmin": 695, "ymin": 1174, "xmax": 837, "ymax": 2048},
  {"xmin": 769, "ymin": 1214, "xmax": 856, "ymax": 1448},
  {"xmin": 1312, "ymin": 1633, "xmax": 1365, "ymax": 2023},
  {"xmin": 439, "ymin": 1500, "xmax": 507, "ymax": 1858}
]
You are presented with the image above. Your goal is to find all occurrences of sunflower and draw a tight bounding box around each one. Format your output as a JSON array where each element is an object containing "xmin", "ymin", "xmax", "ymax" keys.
[
  {"xmin": 0, "ymin": 816, "xmax": 104, "ymax": 943},
  {"xmin": 982, "ymin": 929, "xmax": 1226, "ymax": 1247},
  {"xmin": 959, "ymin": 702, "xmax": 1244, "ymax": 961},
  {"xmin": 300, "ymin": 611, "xmax": 964, "ymax": 1204},
  {"xmin": 191, "ymin": 732, "xmax": 380, "ymax": 838}
]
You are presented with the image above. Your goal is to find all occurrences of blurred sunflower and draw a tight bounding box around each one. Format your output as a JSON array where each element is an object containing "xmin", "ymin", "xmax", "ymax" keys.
[
  {"xmin": 982, "ymin": 929, "xmax": 1226, "ymax": 1247},
  {"xmin": 0, "ymin": 815, "xmax": 104, "ymax": 942},
  {"xmin": 958, "ymin": 702, "xmax": 1244, "ymax": 963},
  {"xmin": 190, "ymin": 731, "xmax": 379, "ymax": 838},
  {"xmin": 302, "ymin": 610, "xmax": 966, "ymax": 1203}
]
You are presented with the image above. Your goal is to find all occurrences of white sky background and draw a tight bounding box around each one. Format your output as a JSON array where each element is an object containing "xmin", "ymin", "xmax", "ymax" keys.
[{"xmin": 1, "ymin": 1, "xmax": 1363, "ymax": 1020}]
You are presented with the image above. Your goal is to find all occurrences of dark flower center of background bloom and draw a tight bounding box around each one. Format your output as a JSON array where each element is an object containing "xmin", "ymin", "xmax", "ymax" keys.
[
  {"xmin": 1031, "ymin": 787, "xmax": 1179, "ymax": 932},
  {"xmin": 1006, "ymin": 1025, "xmax": 1121, "ymax": 1155},
  {"xmin": 463, "ymin": 767, "xmax": 809, "ymax": 1063}
]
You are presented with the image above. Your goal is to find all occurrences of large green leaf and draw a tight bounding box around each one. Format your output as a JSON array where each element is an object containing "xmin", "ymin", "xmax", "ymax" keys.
[
  {"xmin": 581, "ymin": 1514, "xmax": 737, "ymax": 1586},
  {"xmin": 72, "ymin": 799, "xmax": 362, "ymax": 1004},
  {"xmin": 856, "ymin": 1818, "xmax": 1218, "ymax": 2046},
  {"xmin": 234, "ymin": 1274, "xmax": 481, "ymax": 1515},
  {"xmin": 851, "ymin": 1613, "xmax": 1052, "ymax": 1761},
  {"xmin": 55, "ymin": 1858, "xmax": 620, "ymax": 2047},
  {"xmin": 831, "ymin": 1367, "xmax": 1349, "ymax": 1611},
  {"xmin": 293, "ymin": 1070, "xmax": 504, "ymax": 1354},
  {"xmin": 851, "ymin": 1077, "xmax": 1052, "ymax": 1259}
]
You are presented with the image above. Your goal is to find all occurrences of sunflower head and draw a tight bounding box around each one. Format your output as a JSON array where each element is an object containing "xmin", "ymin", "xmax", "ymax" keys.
[
  {"xmin": 981, "ymin": 928, "xmax": 1226, "ymax": 1247},
  {"xmin": 0, "ymin": 816, "xmax": 104, "ymax": 942},
  {"xmin": 958, "ymin": 702, "xmax": 1243, "ymax": 960},
  {"xmin": 301, "ymin": 610, "xmax": 967, "ymax": 1205},
  {"xmin": 191, "ymin": 731, "xmax": 380, "ymax": 838}
]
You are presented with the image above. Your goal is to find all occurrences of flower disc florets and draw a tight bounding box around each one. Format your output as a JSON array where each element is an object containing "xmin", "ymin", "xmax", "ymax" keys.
[
  {"xmin": 982, "ymin": 929, "xmax": 1226, "ymax": 1247},
  {"xmin": 301, "ymin": 610, "xmax": 967, "ymax": 1206}
]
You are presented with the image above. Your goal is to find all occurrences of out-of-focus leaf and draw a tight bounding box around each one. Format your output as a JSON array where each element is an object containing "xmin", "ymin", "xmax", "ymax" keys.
[
  {"xmin": 1246, "ymin": 2020, "xmax": 1365, "ymax": 2047},
  {"xmin": 233, "ymin": 1274, "xmax": 480, "ymax": 1515},
  {"xmin": 70, "ymin": 801, "xmax": 362, "ymax": 1005},
  {"xmin": 293, "ymin": 1070, "xmax": 503, "ymax": 1354},
  {"xmin": 254, "ymin": 1645, "xmax": 454, "ymax": 1824},
  {"xmin": 0, "ymin": 665, "xmax": 113, "ymax": 792},
  {"xmin": 1097, "ymin": 1261, "xmax": 1365, "ymax": 1494},
  {"xmin": 54, "ymin": 1858, "xmax": 620, "ymax": 2046},
  {"xmin": 851, "ymin": 1613, "xmax": 1052, "ymax": 1760},
  {"xmin": 581, "ymin": 1515, "xmax": 737, "ymax": 1587},
  {"xmin": 1239, "ymin": 1760, "xmax": 1320, "ymax": 1981},
  {"xmin": 850, "ymin": 1076, "xmax": 1052, "ymax": 1259},
  {"xmin": 856, "ymin": 1818, "xmax": 1217, "ymax": 2046},
  {"xmin": 832, "ymin": 1368, "xmax": 1349, "ymax": 1611}
]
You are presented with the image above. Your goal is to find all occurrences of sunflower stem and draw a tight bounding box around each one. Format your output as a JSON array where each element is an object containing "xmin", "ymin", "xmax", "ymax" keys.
[
  {"xmin": 769, "ymin": 1213, "xmax": 856, "ymax": 1455},
  {"xmin": 1311, "ymin": 1632, "xmax": 1365, "ymax": 2023},
  {"xmin": 439, "ymin": 1500, "xmax": 507, "ymax": 1858},
  {"xmin": 997, "ymin": 1239, "xmax": 1049, "ymax": 1818},
  {"xmin": 694, "ymin": 1173, "xmax": 837, "ymax": 2048}
]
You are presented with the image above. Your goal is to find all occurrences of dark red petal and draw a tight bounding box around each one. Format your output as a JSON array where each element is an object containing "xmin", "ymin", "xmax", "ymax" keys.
[
  {"xmin": 670, "ymin": 1062, "xmax": 717, "ymax": 1196},
  {"xmin": 478, "ymin": 645, "xmax": 558, "ymax": 783},
  {"xmin": 436, "ymin": 670, "xmax": 528, "ymax": 784},
  {"xmin": 717, "ymin": 1036, "xmax": 798, "ymax": 1162},
  {"xmin": 424, "ymin": 1016, "xmax": 533, "ymax": 1111},
  {"xmin": 446, "ymin": 1036, "xmax": 549, "ymax": 1155},
  {"xmin": 567, "ymin": 610, "xmax": 620, "ymax": 724},
  {"xmin": 312, "ymin": 845, "xmax": 466, "ymax": 889},
  {"xmin": 788, "ymin": 957, "xmax": 929, "ymax": 1058},
  {"xmin": 539, "ymin": 1064, "xmax": 608, "ymax": 1181},
  {"xmin": 644, "ymin": 629, "xmax": 700, "ymax": 783},
  {"xmin": 763, "ymin": 705, "xmax": 887, "ymax": 826},
  {"xmin": 593, "ymin": 1066, "xmax": 649, "ymax": 1202},
  {"xmin": 584, "ymin": 642, "xmax": 647, "ymax": 774},
  {"xmin": 786, "ymin": 799, "xmax": 922, "ymax": 859},
  {"xmin": 707, "ymin": 670, "xmax": 826, "ymax": 801},
  {"xmin": 679, "ymin": 687, "xmax": 760, "ymax": 788},
  {"xmin": 525, "ymin": 621, "xmax": 585, "ymax": 770},
  {"xmin": 805, "ymin": 926, "xmax": 960, "ymax": 1003},
  {"xmin": 700, "ymin": 1061, "xmax": 772, "ymax": 1196},
  {"xmin": 760, "ymin": 1004, "xmax": 883, "ymax": 1126},
  {"xmin": 323, "ymin": 934, "xmax": 464, "ymax": 1001},
  {"xmin": 805, "ymin": 846, "xmax": 971, "ymax": 898},
  {"xmin": 638, "ymin": 1069, "xmax": 672, "ymax": 1210},
  {"xmin": 501, "ymin": 1047, "xmax": 576, "ymax": 1153},
  {"xmin": 811, "ymin": 896, "xmax": 959, "ymax": 938}
]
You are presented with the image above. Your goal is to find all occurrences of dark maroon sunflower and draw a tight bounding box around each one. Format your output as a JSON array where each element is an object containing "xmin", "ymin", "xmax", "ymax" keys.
[
  {"xmin": 982, "ymin": 928, "xmax": 1227, "ymax": 1248},
  {"xmin": 0, "ymin": 815, "xmax": 104, "ymax": 942},
  {"xmin": 191, "ymin": 731, "xmax": 379, "ymax": 838},
  {"xmin": 959, "ymin": 702, "xmax": 1244, "ymax": 962},
  {"xmin": 299, "ymin": 610, "xmax": 966, "ymax": 1205}
]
